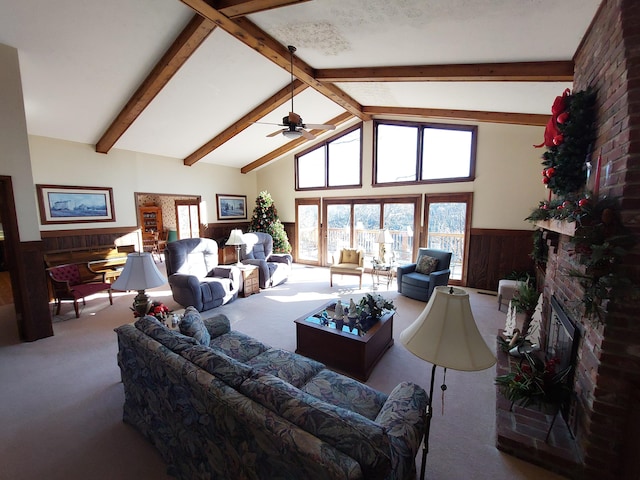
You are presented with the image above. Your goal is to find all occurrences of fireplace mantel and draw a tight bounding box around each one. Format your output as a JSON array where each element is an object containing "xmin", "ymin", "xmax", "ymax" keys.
[{"xmin": 535, "ymin": 220, "xmax": 576, "ymax": 237}]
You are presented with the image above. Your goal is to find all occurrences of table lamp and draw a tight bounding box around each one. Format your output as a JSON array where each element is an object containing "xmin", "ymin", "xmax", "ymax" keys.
[
  {"xmin": 226, "ymin": 229, "xmax": 245, "ymax": 266},
  {"xmin": 400, "ymin": 286, "xmax": 496, "ymax": 480},
  {"xmin": 377, "ymin": 229, "xmax": 393, "ymax": 264},
  {"xmin": 111, "ymin": 252, "xmax": 167, "ymax": 316}
]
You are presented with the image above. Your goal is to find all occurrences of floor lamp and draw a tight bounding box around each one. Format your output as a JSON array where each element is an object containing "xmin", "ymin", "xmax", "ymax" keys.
[
  {"xmin": 400, "ymin": 286, "xmax": 496, "ymax": 480},
  {"xmin": 111, "ymin": 252, "xmax": 166, "ymax": 316}
]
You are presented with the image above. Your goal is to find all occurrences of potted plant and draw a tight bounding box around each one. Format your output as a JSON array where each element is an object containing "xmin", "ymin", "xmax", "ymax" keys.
[
  {"xmin": 495, "ymin": 352, "xmax": 572, "ymax": 410},
  {"xmin": 510, "ymin": 275, "xmax": 539, "ymax": 337}
]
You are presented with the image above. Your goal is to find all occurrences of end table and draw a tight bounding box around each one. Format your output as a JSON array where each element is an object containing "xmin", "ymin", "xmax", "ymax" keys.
[
  {"xmin": 239, "ymin": 265, "xmax": 259, "ymax": 297},
  {"xmin": 371, "ymin": 261, "xmax": 395, "ymax": 290}
]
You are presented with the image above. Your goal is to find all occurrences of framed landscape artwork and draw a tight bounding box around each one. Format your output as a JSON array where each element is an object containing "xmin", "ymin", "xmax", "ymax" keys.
[
  {"xmin": 216, "ymin": 194, "xmax": 247, "ymax": 220},
  {"xmin": 36, "ymin": 184, "xmax": 115, "ymax": 224}
]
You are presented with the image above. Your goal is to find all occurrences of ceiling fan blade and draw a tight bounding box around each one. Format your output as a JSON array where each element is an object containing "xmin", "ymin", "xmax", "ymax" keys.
[
  {"xmin": 267, "ymin": 129, "xmax": 283, "ymax": 137},
  {"xmin": 300, "ymin": 129, "xmax": 316, "ymax": 140},
  {"xmin": 254, "ymin": 121, "xmax": 285, "ymax": 126},
  {"xmin": 304, "ymin": 123, "xmax": 336, "ymax": 130},
  {"xmin": 288, "ymin": 111, "xmax": 301, "ymax": 124}
]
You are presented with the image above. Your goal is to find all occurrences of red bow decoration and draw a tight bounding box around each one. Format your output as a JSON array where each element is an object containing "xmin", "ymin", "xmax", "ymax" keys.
[{"xmin": 534, "ymin": 88, "xmax": 571, "ymax": 148}]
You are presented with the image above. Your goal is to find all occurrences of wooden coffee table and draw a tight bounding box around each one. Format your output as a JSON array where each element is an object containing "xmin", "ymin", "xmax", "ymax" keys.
[{"xmin": 294, "ymin": 301, "xmax": 394, "ymax": 381}]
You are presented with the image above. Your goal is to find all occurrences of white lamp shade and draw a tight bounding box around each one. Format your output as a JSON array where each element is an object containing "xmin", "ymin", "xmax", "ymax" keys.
[
  {"xmin": 400, "ymin": 286, "xmax": 496, "ymax": 371},
  {"xmin": 111, "ymin": 252, "xmax": 166, "ymax": 291},
  {"xmin": 226, "ymin": 229, "xmax": 244, "ymax": 246},
  {"xmin": 377, "ymin": 229, "xmax": 393, "ymax": 244}
]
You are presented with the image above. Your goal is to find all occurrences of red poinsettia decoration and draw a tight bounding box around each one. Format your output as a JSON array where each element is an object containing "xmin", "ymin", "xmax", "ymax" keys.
[{"xmin": 534, "ymin": 87, "xmax": 570, "ymax": 149}]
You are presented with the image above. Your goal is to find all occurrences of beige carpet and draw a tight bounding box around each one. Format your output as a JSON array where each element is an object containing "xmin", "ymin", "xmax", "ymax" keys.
[{"xmin": 0, "ymin": 263, "xmax": 567, "ymax": 480}]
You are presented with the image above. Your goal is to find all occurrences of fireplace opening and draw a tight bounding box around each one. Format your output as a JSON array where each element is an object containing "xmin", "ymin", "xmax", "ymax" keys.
[{"xmin": 547, "ymin": 296, "xmax": 581, "ymax": 430}]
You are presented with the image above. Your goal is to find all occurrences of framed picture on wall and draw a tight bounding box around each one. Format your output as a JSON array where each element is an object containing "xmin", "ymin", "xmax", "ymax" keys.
[
  {"xmin": 216, "ymin": 194, "xmax": 247, "ymax": 220},
  {"xmin": 36, "ymin": 184, "xmax": 115, "ymax": 224}
]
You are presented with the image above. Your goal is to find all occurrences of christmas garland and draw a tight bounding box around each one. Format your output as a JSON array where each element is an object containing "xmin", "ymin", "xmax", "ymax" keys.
[
  {"xmin": 526, "ymin": 197, "xmax": 637, "ymax": 321},
  {"xmin": 535, "ymin": 88, "xmax": 596, "ymax": 196}
]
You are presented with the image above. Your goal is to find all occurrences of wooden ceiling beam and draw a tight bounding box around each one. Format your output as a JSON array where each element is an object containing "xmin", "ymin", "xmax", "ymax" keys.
[
  {"xmin": 95, "ymin": 14, "xmax": 216, "ymax": 154},
  {"xmin": 241, "ymin": 112, "xmax": 355, "ymax": 173},
  {"xmin": 184, "ymin": 80, "xmax": 308, "ymax": 166},
  {"xmin": 213, "ymin": 0, "xmax": 311, "ymax": 18},
  {"xmin": 362, "ymin": 106, "xmax": 549, "ymax": 127},
  {"xmin": 179, "ymin": 0, "xmax": 368, "ymax": 121},
  {"xmin": 316, "ymin": 61, "xmax": 574, "ymax": 82}
]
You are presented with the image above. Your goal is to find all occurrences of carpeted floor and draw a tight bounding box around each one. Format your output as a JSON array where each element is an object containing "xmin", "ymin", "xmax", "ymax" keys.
[{"xmin": 0, "ymin": 262, "xmax": 567, "ymax": 480}]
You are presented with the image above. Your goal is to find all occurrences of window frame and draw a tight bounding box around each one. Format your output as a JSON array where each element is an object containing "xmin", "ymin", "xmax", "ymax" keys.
[
  {"xmin": 373, "ymin": 120, "xmax": 477, "ymax": 186},
  {"xmin": 295, "ymin": 123, "xmax": 363, "ymax": 191}
]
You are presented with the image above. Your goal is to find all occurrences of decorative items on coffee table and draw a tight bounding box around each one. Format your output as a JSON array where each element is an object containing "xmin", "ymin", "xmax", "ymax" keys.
[{"xmin": 294, "ymin": 295, "xmax": 395, "ymax": 381}]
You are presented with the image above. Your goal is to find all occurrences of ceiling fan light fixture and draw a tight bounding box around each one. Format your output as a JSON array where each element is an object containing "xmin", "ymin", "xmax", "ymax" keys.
[{"xmin": 282, "ymin": 129, "xmax": 303, "ymax": 139}]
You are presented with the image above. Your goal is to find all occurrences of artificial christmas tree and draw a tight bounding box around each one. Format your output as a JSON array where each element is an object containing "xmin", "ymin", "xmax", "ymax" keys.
[{"xmin": 248, "ymin": 191, "xmax": 292, "ymax": 253}]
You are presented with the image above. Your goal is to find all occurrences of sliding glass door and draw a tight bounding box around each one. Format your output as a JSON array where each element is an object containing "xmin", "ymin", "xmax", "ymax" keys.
[{"xmin": 424, "ymin": 193, "xmax": 472, "ymax": 285}]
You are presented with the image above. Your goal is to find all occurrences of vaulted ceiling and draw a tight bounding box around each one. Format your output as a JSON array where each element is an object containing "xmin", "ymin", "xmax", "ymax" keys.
[{"xmin": 0, "ymin": 0, "xmax": 602, "ymax": 172}]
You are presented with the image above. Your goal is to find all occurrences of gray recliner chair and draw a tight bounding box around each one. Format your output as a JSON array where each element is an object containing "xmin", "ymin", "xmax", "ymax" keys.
[
  {"xmin": 397, "ymin": 248, "xmax": 452, "ymax": 301},
  {"xmin": 239, "ymin": 232, "xmax": 292, "ymax": 289},
  {"xmin": 164, "ymin": 238, "xmax": 240, "ymax": 312}
]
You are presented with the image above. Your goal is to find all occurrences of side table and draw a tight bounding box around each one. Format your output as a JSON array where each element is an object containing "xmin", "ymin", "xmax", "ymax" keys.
[
  {"xmin": 239, "ymin": 265, "xmax": 259, "ymax": 297},
  {"xmin": 371, "ymin": 262, "xmax": 395, "ymax": 290}
]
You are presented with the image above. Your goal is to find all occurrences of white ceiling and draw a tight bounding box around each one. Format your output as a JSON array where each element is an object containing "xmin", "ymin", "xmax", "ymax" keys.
[{"xmin": 0, "ymin": 0, "xmax": 602, "ymax": 170}]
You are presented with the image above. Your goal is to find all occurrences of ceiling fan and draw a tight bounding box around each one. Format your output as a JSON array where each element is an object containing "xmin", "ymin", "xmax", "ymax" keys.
[{"xmin": 263, "ymin": 45, "xmax": 336, "ymax": 140}]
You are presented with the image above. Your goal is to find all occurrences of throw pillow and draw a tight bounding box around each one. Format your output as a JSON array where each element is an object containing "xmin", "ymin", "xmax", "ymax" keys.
[
  {"xmin": 179, "ymin": 306, "xmax": 211, "ymax": 346},
  {"xmin": 342, "ymin": 249, "xmax": 359, "ymax": 264},
  {"xmin": 415, "ymin": 255, "xmax": 439, "ymax": 274}
]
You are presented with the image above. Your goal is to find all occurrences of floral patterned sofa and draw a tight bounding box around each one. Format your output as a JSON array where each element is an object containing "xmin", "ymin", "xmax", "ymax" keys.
[{"xmin": 115, "ymin": 310, "xmax": 427, "ymax": 480}]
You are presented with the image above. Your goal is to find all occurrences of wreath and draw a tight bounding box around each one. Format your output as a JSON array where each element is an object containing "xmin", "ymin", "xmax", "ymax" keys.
[{"xmin": 535, "ymin": 88, "xmax": 596, "ymax": 197}]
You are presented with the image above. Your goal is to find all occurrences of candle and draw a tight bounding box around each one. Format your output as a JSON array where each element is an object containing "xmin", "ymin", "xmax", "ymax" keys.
[{"xmin": 594, "ymin": 151, "xmax": 602, "ymax": 199}]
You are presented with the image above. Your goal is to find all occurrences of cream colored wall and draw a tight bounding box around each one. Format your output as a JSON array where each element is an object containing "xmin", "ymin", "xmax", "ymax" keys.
[
  {"xmin": 28, "ymin": 136, "xmax": 257, "ymax": 231},
  {"xmin": 257, "ymin": 120, "xmax": 547, "ymax": 230},
  {"xmin": 0, "ymin": 44, "xmax": 41, "ymax": 241}
]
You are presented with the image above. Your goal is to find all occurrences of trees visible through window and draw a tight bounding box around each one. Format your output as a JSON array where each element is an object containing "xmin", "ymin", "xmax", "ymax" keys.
[
  {"xmin": 375, "ymin": 121, "xmax": 476, "ymax": 185},
  {"xmin": 296, "ymin": 125, "xmax": 362, "ymax": 190}
]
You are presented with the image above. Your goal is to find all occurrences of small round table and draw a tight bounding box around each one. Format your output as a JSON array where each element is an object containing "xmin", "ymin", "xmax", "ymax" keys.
[{"xmin": 371, "ymin": 262, "xmax": 395, "ymax": 290}]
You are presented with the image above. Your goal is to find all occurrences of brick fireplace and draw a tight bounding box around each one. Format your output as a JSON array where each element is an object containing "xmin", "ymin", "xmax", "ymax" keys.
[{"xmin": 497, "ymin": 2, "xmax": 640, "ymax": 478}]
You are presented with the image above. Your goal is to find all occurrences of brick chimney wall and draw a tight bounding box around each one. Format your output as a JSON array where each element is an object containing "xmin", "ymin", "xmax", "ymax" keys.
[{"xmin": 541, "ymin": 0, "xmax": 640, "ymax": 478}]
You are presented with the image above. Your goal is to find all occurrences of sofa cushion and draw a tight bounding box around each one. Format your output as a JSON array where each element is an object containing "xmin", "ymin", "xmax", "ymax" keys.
[
  {"xmin": 240, "ymin": 372, "xmax": 391, "ymax": 480},
  {"xmin": 134, "ymin": 315, "xmax": 198, "ymax": 353},
  {"xmin": 401, "ymin": 271, "xmax": 433, "ymax": 288},
  {"xmin": 246, "ymin": 348, "xmax": 324, "ymax": 388},
  {"xmin": 209, "ymin": 331, "xmax": 270, "ymax": 362},
  {"xmin": 301, "ymin": 369, "xmax": 387, "ymax": 420},
  {"xmin": 415, "ymin": 255, "xmax": 438, "ymax": 274},
  {"xmin": 203, "ymin": 314, "xmax": 231, "ymax": 339},
  {"xmin": 179, "ymin": 306, "xmax": 211, "ymax": 346},
  {"xmin": 181, "ymin": 344, "xmax": 251, "ymax": 388}
]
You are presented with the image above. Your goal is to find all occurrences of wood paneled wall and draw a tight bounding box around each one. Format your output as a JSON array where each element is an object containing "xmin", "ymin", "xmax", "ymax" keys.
[{"xmin": 466, "ymin": 228, "xmax": 534, "ymax": 291}]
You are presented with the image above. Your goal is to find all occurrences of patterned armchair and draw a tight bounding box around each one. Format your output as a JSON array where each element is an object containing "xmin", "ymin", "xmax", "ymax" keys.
[
  {"xmin": 47, "ymin": 263, "xmax": 113, "ymax": 318},
  {"xmin": 239, "ymin": 232, "xmax": 292, "ymax": 289}
]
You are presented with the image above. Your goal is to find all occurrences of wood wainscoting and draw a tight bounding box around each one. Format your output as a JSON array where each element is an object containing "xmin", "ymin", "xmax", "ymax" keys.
[{"xmin": 466, "ymin": 228, "xmax": 535, "ymax": 292}]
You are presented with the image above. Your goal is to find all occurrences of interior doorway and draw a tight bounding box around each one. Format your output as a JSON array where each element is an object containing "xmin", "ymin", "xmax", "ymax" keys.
[
  {"xmin": 0, "ymin": 177, "xmax": 17, "ymax": 308},
  {"xmin": 134, "ymin": 193, "xmax": 201, "ymax": 243}
]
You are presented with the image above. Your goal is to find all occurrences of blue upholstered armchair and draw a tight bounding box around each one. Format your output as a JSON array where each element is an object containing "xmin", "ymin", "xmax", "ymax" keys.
[
  {"xmin": 164, "ymin": 238, "xmax": 240, "ymax": 312},
  {"xmin": 239, "ymin": 232, "xmax": 292, "ymax": 289},
  {"xmin": 397, "ymin": 248, "xmax": 452, "ymax": 301}
]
